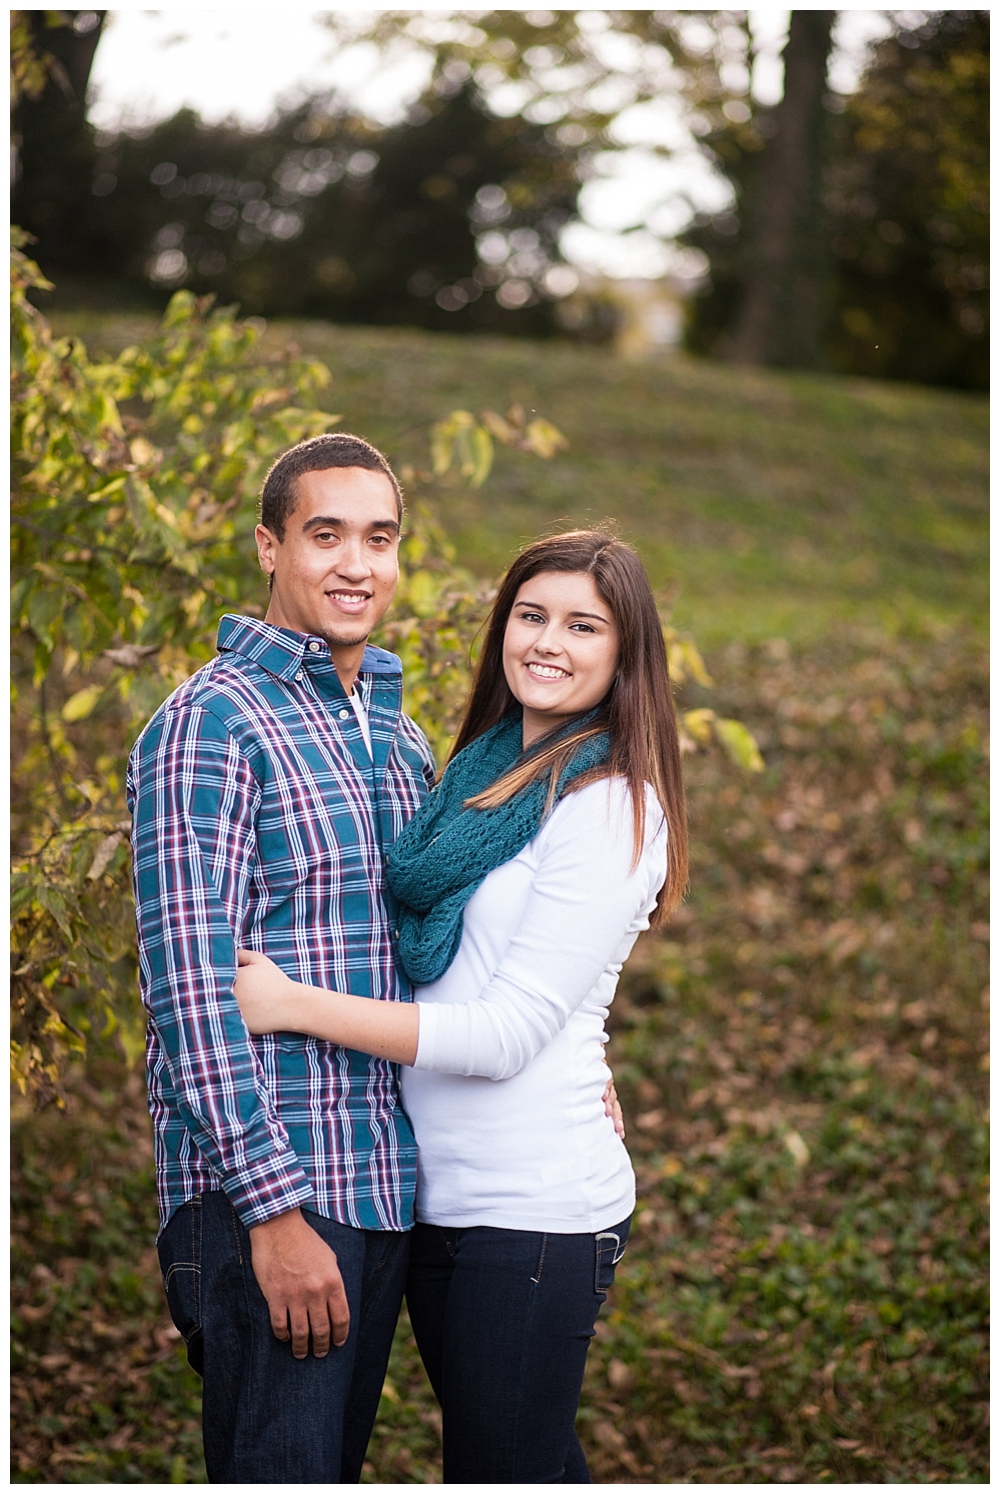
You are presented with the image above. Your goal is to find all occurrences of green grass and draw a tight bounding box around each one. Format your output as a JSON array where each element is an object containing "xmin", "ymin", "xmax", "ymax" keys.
[
  {"xmin": 51, "ymin": 313, "xmax": 988, "ymax": 646},
  {"xmin": 16, "ymin": 317, "xmax": 988, "ymax": 1482}
]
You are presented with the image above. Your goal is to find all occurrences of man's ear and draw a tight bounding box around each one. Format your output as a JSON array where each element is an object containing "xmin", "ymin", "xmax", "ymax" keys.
[{"xmin": 255, "ymin": 523, "xmax": 279, "ymax": 576}]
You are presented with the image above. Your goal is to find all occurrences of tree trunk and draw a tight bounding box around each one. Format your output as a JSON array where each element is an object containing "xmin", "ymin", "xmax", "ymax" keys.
[
  {"xmin": 12, "ymin": 12, "xmax": 107, "ymax": 277},
  {"xmin": 730, "ymin": 11, "xmax": 835, "ymax": 369}
]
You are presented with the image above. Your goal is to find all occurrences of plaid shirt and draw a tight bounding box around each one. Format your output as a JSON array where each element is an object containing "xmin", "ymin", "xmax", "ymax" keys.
[{"xmin": 127, "ymin": 614, "xmax": 436, "ymax": 1235}]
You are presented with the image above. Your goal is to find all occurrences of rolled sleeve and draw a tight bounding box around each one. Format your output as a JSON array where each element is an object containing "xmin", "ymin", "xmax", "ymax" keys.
[{"xmin": 130, "ymin": 703, "xmax": 314, "ymax": 1226}]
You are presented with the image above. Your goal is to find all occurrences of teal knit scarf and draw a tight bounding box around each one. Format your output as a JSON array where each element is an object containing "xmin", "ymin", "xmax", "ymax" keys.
[{"xmin": 386, "ymin": 712, "xmax": 610, "ymax": 985}]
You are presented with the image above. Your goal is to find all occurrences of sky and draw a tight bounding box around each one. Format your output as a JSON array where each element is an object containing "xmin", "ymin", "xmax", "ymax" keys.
[{"xmin": 87, "ymin": 6, "xmax": 895, "ymax": 281}]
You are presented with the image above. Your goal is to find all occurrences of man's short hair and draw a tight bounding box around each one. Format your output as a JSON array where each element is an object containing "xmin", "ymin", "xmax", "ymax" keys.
[{"xmin": 260, "ymin": 433, "xmax": 404, "ymax": 541}]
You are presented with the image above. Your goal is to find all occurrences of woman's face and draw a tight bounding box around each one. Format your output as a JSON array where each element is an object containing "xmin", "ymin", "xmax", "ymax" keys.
[{"xmin": 503, "ymin": 570, "xmax": 620, "ymax": 746}]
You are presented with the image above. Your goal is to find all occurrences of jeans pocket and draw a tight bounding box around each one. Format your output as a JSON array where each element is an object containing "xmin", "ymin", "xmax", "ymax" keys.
[
  {"xmin": 158, "ymin": 1198, "xmax": 203, "ymax": 1374},
  {"xmin": 594, "ymin": 1217, "xmax": 631, "ymax": 1296}
]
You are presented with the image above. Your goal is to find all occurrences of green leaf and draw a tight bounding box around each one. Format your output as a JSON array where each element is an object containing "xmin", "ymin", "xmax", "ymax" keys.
[
  {"xmin": 10, "ymin": 873, "xmax": 37, "ymax": 917},
  {"xmin": 35, "ymin": 883, "xmax": 73, "ymax": 935}
]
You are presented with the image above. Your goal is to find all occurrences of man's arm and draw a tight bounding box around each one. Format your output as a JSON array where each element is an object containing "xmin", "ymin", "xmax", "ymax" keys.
[{"xmin": 130, "ymin": 702, "xmax": 348, "ymax": 1354}]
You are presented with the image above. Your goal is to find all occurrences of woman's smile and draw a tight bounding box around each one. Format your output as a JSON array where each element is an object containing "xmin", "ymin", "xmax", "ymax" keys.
[{"xmin": 524, "ymin": 660, "xmax": 571, "ymax": 682}]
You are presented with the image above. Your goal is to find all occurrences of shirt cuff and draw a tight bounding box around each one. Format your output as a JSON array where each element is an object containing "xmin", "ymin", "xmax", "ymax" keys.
[
  {"xmin": 221, "ymin": 1148, "xmax": 316, "ymax": 1229},
  {"xmin": 413, "ymin": 1000, "xmax": 442, "ymax": 1071}
]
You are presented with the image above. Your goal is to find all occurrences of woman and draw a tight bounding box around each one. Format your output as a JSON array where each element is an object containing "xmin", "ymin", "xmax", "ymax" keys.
[{"xmin": 235, "ymin": 529, "xmax": 688, "ymax": 1482}]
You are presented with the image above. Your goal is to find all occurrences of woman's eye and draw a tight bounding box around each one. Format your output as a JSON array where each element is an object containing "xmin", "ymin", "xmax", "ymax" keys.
[{"xmin": 519, "ymin": 610, "xmax": 545, "ymax": 623}]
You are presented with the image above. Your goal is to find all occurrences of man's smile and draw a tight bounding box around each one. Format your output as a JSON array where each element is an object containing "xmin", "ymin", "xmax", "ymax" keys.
[{"xmin": 325, "ymin": 588, "xmax": 373, "ymax": 612}]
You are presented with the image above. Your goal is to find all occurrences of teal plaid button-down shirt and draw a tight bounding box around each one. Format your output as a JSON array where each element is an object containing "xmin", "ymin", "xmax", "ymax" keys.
[{"xmin": 127, "ymin": 615, "xmax": 436, "ymax": 1235}]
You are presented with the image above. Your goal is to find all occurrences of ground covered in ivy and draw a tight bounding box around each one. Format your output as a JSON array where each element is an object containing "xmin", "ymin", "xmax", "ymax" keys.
[{"xmin": 11, "ymin": 625, "xmax": 987, "ymax": 1483}]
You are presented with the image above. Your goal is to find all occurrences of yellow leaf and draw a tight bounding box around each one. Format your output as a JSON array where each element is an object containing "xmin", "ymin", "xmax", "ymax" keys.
[
  {"xmin": 480, "ymin": 408, "xmax": 517, "ymax": 444},
  {"xmin": 714, "ymin": 717, "xmax": 765, "ymax": 773},
  {"xmin": 129, "ymin": 437, "xmax": 161, "ymax": 467},
  {"xmin": 678, "ymin": 638, "xmax": 713, "ymax": 688},
  {"xmin": 89, "ymin": 476, "xmax": 127, "ymax": 503},
  {"xmin": 430, "ymin": 411, "xmax": 476, "ymax": 476},
  {"xmin": 682, "ymin": 707, "xmax": 716, "ymax": 745},
  {"xmin": 62, "ymin": 685, "xmax": 103, "ymax": 722},
  {"xmin": 524, "ymin": 417, "xmax": 568, "ymax": 459},
  {"xmin": 430, "ymin": 421, "xmax": 454, "ymax": 477},
  {"xmin": 784, "ymin": 1130, "xmax": 810, "ymax": 1166},
  {"xmin": 455, "ymin": 423, "xmax": 493, "ymax": 488}
]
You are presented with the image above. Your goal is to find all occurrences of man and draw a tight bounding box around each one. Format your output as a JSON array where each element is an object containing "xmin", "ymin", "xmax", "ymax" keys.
[{"xmin": 127, "ymin": 433, "xmax": 435, "ymax": 1482}]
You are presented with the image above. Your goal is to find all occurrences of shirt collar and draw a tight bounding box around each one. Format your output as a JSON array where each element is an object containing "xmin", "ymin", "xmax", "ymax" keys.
[{"xmin": 217, "ymin": 614, "xmax": 402, "ymax": 682}]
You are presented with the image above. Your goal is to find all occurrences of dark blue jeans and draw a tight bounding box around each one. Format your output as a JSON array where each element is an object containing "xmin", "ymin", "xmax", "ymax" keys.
[
  {"xmin": 405, "ymin": 1216, "xmax": 631, "ymax": 1484},
  {"xmin": 157, "ymin": 1190, "xmax": 409, "ymax": 1483}
]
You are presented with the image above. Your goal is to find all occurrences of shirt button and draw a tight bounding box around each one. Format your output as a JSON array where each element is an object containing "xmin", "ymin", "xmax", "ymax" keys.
[
  {"xmin": 307, "ymin": 641, "xmax": 321, "ymax": 653},
  {"xmin": 338, "ymin": 709, "xmax": 350, "ymax": 720},
  {"xmin": 295, "ymin": 672, "xmax": 303, "ymax": 683}
]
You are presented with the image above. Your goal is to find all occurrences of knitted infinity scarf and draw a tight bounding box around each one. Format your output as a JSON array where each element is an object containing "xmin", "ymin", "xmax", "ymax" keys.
[{"xmin": 386, "ymin": 712, "xmax": 610, "ymax": 985}]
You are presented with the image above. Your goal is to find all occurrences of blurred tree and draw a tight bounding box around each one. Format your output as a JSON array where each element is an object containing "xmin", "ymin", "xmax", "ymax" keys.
[
  {"xmin": 729, "ymin": 12, "xmax": 835, "ymax": 368},
  {"xmin": 72, "ymin": 85, "xmax": 580, "ymax": 333},
  {"xmin": 683, "ymin": 11, "xmax": 988, "ymax": 390},
  {"xmin": 11, "ymin": 10, "xmax": 105, "ymax": 275},
  {"xmin": 824, "ymin": 11, "xmax": 988, "ymax": 389},
  {"xmin": 325, "ymin": 10, "xmax": 842, "ymax": 368}
]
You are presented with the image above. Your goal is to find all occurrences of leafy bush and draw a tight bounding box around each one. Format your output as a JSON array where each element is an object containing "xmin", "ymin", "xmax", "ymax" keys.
[{"xmin": 12, "ymin": 235, "xmax": 333, "ymax": 1095}]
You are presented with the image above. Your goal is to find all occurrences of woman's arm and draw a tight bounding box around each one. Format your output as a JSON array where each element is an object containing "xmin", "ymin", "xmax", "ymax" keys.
[
  {"xmin": 236, "ymin": 950, "xmax": 624, "ymax": 1131},
  {"xmin": 415, "ymin": 779, "xmax": 667, "ymax": 1082},
  {"xmin": 234, "ymin": 950, "xmax": 418, "ymax": 1064}
]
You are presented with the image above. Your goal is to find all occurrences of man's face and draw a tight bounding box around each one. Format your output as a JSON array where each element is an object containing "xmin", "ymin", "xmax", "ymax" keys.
[{"xmin": 255, "ymin": 466, "xmax": 401, "ymax": 656}]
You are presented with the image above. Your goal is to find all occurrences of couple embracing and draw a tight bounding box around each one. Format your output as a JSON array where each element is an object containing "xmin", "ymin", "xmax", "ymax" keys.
[{"xmin": 128, "ymin": 432, "xmax": 688, "ymax": 1483}]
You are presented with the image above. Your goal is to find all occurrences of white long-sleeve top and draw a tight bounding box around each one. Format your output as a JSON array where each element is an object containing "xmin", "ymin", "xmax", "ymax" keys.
[{"xmin": 400, "ymin": 776, "xmax": 667, "ymax": 1233}]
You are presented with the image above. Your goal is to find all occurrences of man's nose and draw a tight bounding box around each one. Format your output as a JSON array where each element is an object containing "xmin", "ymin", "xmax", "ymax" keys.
[{"xmin": 333, "ymin": 540, "xmax": 371, "ymax": 582}]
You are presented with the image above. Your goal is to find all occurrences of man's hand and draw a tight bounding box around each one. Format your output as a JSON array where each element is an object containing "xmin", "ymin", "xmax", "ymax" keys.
[{"xmin": 249, "ymin": 1209, "xmax": 350, "ymax": 1359}]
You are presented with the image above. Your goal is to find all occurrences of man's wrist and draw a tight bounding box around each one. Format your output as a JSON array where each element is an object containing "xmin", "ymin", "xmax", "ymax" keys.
[{"xmin": 249, "ymin": 1205, "xmax": 304, "ymax": 1238}]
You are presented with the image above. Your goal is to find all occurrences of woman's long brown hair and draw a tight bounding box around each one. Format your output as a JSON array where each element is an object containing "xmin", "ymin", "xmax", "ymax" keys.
[{"xmin": 449, "ymin": 530, "xmax": 688, "ymax": 926}]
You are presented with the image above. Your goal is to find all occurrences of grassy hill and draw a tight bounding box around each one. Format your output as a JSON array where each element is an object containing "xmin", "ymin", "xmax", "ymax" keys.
[
  {"xmin": 15, "ymin": 316, "xmax": 987, "ymax": 1483},
  {"xmin": 51, "ymin": 312, "xmax": 988, "ymax": 644}
]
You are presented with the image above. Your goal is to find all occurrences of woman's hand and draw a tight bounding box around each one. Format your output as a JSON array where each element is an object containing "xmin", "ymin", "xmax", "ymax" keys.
[{"xmin": 235, "ymin": 949, "xmax": 299, "ymax": 1034}]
